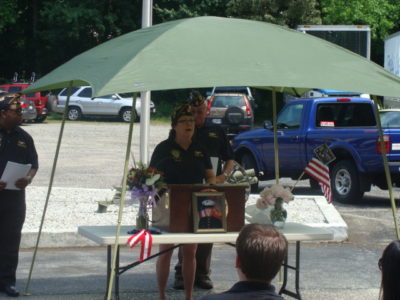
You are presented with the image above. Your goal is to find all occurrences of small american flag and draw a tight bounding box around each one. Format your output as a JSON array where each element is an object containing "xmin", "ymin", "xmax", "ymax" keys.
[{"xmin": 304, "ymin": 157, "xmax": 333, "ymax": 203}]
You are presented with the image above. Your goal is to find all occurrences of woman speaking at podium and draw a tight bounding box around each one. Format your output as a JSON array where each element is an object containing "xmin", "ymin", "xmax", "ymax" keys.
[{"xmin": 150, "ymin": 104, "xmax": 216, "ymax": 300}]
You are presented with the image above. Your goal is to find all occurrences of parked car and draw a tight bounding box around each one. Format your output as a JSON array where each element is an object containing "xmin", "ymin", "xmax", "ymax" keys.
[
  {"xmin": 205, "ymin": 93, "xmax": 254, "ymax": 135},
  {"xmin": 55, "ymin": 86, "xmax": 156, "ymax": 122},
  {"xmin": 208, "ymin": 86, "xmax": 254, "ymax": 100},
  {"xmin": 20, "ymin": 97, "xmax": 37, "ymax": 122},
  {"xmin": 379, "ymin": 109, "xmax": 400, "ymax": 128},
  {"xmin": 0, "ymin": 83, "xmax": 48, "ymax": 122}
]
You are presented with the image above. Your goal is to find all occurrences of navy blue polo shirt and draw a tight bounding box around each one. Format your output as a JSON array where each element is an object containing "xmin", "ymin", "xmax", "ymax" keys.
[
  {"xmin": 194, "ymin": 125, "xmax": 234, "ymax": 175},
  {"xmin": 0, "ymin": 126, "xmax": 38, "ymax": 178},
  {"xmin": 198, "ymin": 281, "xmax": 284, "ymax": 300},
  {"xmin": 150, "ymin": 137, "xmax": 212, "ymax": 184}
]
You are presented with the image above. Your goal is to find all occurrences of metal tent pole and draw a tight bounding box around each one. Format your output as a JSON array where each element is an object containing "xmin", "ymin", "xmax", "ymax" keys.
[
  {"xmin": 272, "ymin": 88, "xmax": 280, "ymax": 184},
  {"xmin": 106, "ymin": 93, "xmax": 137, "ymax": 300},
  {"xmin": 372, "ymin": 96, "xmax": 400, "ymax": 239},
  {"xmin": 139, "ymin": 0, "xmax": 153, "ymax": 164},
  {"xmin": 23, "ymin": 81, "xmax": 73, "ymax": 295}
]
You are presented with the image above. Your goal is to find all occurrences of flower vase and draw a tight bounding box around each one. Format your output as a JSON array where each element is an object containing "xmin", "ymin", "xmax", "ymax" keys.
[
  {"xmin": 136, "ymin": 197, "xmax": 149, "ymax": 230},
  {"xmin": 270, "ymin": 198, "xmax": 287, "ymax": 229}
]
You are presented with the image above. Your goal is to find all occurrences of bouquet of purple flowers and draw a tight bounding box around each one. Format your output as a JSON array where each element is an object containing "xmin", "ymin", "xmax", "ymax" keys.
[{"xmin": 126, "ymin": 163, "xmax": 165, "ymax": 230}]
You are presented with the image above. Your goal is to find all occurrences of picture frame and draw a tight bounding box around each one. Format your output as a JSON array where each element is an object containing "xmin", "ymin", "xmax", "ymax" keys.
[{"xmin": 192, "ymin": 192, "xmax": 227, "ymax": 233}]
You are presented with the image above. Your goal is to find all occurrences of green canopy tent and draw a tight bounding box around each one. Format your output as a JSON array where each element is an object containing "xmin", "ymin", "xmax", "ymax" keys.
[
  {"xmin": 26, "ymin": 16, "xmax": 400, "ymax": 97},
  {"xmin": 24, "ymin": 16, "xmax": 400, "ymax": 298}
]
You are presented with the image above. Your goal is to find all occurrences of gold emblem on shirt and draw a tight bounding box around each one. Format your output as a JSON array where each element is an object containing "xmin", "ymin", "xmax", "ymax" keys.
[
  {"xmin": 17, "ymin": 140, "xmax": 27, "ymax": 148},
  {"xmin": 171, "ymin": 149, "xmax": 181, "ymax": 162},
  {"xmin": 208, "ymin": 132, "xmax": 218, "ymax": 138},
  {"xmin": 194, "ymin": 151, "xmax": 204, "ymax": 157}
]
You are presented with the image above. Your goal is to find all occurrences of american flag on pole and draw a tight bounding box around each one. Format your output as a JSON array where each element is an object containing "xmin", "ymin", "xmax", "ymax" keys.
[{"xmin": 304, "ymin": 157, "xmax": 333, "ymax": 203}]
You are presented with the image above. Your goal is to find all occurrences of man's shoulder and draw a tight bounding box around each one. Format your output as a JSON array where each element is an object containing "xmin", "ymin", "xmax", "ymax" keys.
[
  {"xmin": 198, "ymin": 291, "xmax": 284, "ymax": 300},
  {"xmin": 198, "ymin": 282, "xmax": 284, "ymax": 300},
  {"xmin": 14, "ymin": 126, "xmax": 33, "ymax": 140},
  {"xmin": 155, "ymin": 138, "xmax": 172, "ymax": 149}
]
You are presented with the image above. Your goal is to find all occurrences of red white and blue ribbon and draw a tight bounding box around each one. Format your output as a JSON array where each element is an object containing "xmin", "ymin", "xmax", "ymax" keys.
[{"xmin": 127, "ymin": 229, "xmax": 153, "ymax": 262}]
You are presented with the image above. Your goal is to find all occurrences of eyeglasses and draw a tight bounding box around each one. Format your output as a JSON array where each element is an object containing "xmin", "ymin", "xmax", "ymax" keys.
[{"xmin": 177, "ymin": 119, "xmax": 195, "ymax": 124}]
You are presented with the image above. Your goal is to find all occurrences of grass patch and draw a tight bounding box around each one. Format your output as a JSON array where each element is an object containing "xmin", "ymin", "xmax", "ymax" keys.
[
  {"xmin": 44, "ymin": 112, "xmax": 170, "ymax": 125},
  {"xmin": 46, "ymin": 112, "xmax": 63, "ymax": 121}
]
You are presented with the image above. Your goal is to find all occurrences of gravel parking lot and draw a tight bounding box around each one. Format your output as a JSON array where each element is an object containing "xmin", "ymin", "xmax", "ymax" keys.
[
  {"xmin": 23, "ymin": 121, "xmax": 170, "ymax": 189},
  {"xmin": 12, "ymin": 120, "xmax": 400, "ymax": 300},
  {"xmin": 22, "ymin": 120, "xmax": 400, "ymax": 250}
]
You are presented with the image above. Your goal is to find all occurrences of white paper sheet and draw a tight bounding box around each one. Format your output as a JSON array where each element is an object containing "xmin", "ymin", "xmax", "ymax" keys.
[
  {"xmin": 210, "ymin": 157, "xmax": 219, "ymax": 174},
  {"xmin": 0, "ymin": 161, "xmax": 32, "ymax": 190}
]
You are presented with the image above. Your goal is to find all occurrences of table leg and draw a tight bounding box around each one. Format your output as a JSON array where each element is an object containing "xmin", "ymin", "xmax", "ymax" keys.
[
  {"xmin": 279, "ymin": 241, "xmax": 302, "ymax": 300},
  {"xmin": 295, "ymin": 241, "xmax": 302, "ymax": 299},
  {"xmin": 115, "ymin": 246, "xmax": 120, "ymax": 300},
  {"xmin": 279, "ymin": 248, "xmax": 289, "ymax": 293},
  {"xmin": 104, "ymin": 245, "xmax": 121, "ymax": 300},
  {"xmin": 105, "ymin": 246, "xmax": 111, "ymax": 300}
]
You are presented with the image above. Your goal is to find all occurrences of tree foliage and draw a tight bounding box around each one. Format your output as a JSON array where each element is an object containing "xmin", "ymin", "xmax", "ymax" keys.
[
  {"xmin": 320, "ymin": 0, "xmax": 400, "ymax": 63},
  {"xmin": 320, "ymin": 0, "xmax": 399, "ymax": 39},
  {"xmin": 0, "ymin": 0, "xmax": 399, "ymax": 82},
  {"xmin": 226, "ymin": 0, "xmax": 321, "ymax": 27}
]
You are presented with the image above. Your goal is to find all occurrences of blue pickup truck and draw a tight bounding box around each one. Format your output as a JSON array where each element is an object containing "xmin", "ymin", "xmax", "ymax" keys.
[{"xmin": 232, "ymin": 97, "xmax": 400, "ymax": 202}]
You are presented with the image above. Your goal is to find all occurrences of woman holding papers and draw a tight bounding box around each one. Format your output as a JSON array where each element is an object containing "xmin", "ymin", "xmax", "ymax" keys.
[
  {"xmin": 0, "ymin": 93, "xmax": 38, "ymax": 297},
  {"xmin": 150, "ymin": 104, "xmax": 216, "ymax": 300}
]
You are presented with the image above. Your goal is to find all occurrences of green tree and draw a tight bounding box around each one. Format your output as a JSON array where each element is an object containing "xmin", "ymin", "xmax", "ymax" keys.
[
  {"xmin": 320, "ymin": 0, "xmax": 397, "ymax": 39},
  {"xmin": 0, "ymin": 0, "xmax": 19, "ymax": 32},
  {"xmin": 153, "ymin": 0, "xmax": 229, "ymax": 23},
  {"xmin": 320, "ymin": 0, "xmax": 400, "ymax": 64},
  {"xmin": 37, "ymin": 0, "xmax": 141, "ymax": 76},
  {"xmin": 0, "ymin": 0, "xmax": 143, "ymax": 81},
  {"xmin": 226, "ymin": 0, "xmax": 321, "ymax": 27}
]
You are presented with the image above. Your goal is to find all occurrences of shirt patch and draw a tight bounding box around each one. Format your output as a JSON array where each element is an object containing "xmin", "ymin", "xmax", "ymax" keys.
[
  {"xmin": 194, "ymin": 151, "xmax": 204, "ymax": 158},
  {"xmin": 208, "ymin": 132, "xmax": 218, "ymax": 138},
  {"xmin": 171, "ymin": 149, "xmax": 182, "ymax": 162},
  {"xmin": 17, "ymin": 140, "xmax": 27, "ymax": 148}
]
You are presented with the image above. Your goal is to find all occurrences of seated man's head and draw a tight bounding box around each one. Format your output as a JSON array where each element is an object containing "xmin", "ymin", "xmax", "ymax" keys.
[{"xmin": 235, "ymin": 224, "xmax": 288, "ymax": 283}]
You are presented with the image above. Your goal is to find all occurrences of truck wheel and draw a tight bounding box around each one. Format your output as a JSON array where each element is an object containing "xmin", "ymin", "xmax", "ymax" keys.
[
  {"xmin": 241, "ymin": 153, "xmax": 259, "ymax": 193},
  {"xmin": 67, "ymin": 107, "xmax": 82, "ymax": 121},
  {"xmin": 35, "ymin": 115, "xmax": 47, "ymax": 123},
  {"xmin": 120, "ymin": 108, "xmax": 136, "ymax": 123},
  {"xmin": 331, "ymin": 160, "xmax": 364, "ymax": 203}
]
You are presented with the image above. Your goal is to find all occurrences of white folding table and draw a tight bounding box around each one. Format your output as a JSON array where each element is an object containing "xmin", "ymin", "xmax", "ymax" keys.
[{"xmin": 78, "ymin": 222, "xmax": 332, "ymax": 300}]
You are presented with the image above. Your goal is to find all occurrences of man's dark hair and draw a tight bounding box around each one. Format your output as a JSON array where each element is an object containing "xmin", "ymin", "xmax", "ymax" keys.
[
  {"xmin": 380, "ymin": 240, "xmax": 400, "ymax": 300},
  {"xmin": 236, "ymin": 224, "xmax": 288, "ymax": 282}
]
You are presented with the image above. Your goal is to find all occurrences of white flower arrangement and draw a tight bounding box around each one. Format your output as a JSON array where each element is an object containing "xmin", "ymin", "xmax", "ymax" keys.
[{"xmin": 256, "ymin": 184, "xmax": 294, "ymax": 210}]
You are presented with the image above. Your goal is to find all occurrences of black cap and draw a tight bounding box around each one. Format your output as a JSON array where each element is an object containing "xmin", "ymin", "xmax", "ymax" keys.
[
  {"xmin": 0, "ymin": 92, "xmax": 21, "ymax": 111},
  {"xmin": 188, "ymin": 90, "xmax": 205, "ymax": 107},
  {"xmin": 171, "ymin": 103, "xmax": 193, "ymax": 126}
]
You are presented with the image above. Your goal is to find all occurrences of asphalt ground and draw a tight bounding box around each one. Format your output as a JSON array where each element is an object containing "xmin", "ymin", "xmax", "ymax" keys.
[{"xmin": 2, "ymin": 120, "xmax": 398, "ymax": 299}]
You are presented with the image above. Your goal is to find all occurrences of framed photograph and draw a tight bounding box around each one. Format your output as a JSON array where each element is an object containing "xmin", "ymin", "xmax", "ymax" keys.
[{"xmin": 192, "ymin": 192, "xmax": 227, "ymax": 233}]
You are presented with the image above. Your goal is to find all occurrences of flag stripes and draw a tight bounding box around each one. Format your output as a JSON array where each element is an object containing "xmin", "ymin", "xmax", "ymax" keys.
[
  {"xmin": 304, "ymin": 157, "xmax": 333, "ymax": 203},
  {"xmin": 127, "ymin": 229, "xmax": 153, "ymax": 262}
]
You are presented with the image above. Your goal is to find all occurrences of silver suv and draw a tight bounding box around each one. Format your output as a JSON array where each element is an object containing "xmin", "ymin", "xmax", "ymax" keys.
[{"xmin": 56, "ymin": 86, "xmax": 156, "ymax": 122}]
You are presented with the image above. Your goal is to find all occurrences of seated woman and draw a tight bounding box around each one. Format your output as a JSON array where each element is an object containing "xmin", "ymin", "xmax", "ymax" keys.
[
  {"xmin": 149, "ymin": 104, "xmax": 216, "ymax": 300},
  {"xmin": 379, "ymin": 240, "xmax": 400, "ymax": 300}
]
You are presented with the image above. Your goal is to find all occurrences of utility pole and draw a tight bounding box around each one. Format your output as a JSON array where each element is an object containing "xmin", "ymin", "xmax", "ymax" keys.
[{"xmin": 139, "ymin": 0, "xmax": 153, "ymax": 164}]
